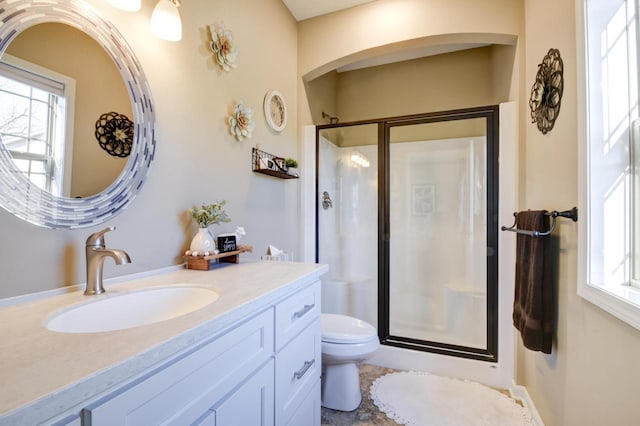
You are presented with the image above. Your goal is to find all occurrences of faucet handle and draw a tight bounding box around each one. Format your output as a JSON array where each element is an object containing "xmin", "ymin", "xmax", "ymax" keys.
[{"xmin": 86, "ymin": 226, "xmax": 116, "ymax": 247}]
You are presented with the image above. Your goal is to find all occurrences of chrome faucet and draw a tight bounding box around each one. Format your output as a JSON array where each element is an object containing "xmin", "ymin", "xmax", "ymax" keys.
[{"xmin": 85, "ymin": 226, "xmax": 131, "ymax": 295}]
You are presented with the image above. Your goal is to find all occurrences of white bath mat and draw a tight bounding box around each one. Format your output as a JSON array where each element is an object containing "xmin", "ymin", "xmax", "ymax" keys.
[{"xmin": 370, "ymin": 371, "xmax": 535, "ymax": 426}]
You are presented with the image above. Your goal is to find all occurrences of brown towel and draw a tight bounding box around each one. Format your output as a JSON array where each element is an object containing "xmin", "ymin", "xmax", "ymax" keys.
[{"xmin": 513, "ymin": 210, "xmax": 554, "ymax": 354}]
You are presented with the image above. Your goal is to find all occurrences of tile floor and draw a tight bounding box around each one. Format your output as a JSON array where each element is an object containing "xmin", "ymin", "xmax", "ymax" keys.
[
  {"xmin": 320, "ymin": 364, "xmax": 400, "ymax": 426},
  {"xmin": 320, "ymin": 364, "xmax": 519, "ymax": 426}
]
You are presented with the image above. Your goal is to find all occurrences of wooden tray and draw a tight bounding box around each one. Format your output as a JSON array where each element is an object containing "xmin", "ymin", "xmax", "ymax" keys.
[{"xmin": 183, "ymin": 245, "xmax": 253, "ymax": 270}]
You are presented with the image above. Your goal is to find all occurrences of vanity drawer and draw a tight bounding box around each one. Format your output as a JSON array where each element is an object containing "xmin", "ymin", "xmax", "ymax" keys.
[
  {"xmin": 275, "ymin": 280, "xmax": 321, "ymax": 350},
  {"xmin": 84, "ymin": 308, "xmax": 274, "ymax": 426},
  {"xmin": 275, "ymin": 318, "xmax": 321, "ymax": 425}
]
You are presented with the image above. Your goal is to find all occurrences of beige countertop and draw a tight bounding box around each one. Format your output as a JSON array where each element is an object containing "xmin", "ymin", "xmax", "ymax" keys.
[{"xmin": 0, "ymin": 261, "xmax": 327, "ymax": 425}]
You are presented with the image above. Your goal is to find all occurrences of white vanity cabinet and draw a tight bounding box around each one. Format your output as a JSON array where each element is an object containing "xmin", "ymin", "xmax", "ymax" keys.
[
  {"xmin": 274, "ymin": 281, "xmax": 322, "ymax": 425},
  {"xmin": 79, "ymin": 280, "xmax": 321, "ymax": 426}
]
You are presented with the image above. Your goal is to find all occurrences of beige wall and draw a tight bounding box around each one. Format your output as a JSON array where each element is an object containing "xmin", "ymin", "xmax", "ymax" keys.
[
  {"xmin": 521, "ymin": 0, "xmax": 640, "ymax": 425},
  {"xmin": 7, "ymin": 23, "xmax": 132, "ymax": 197},
  {"xmin": 0, "ymin": 0, "xmax": 298, "ymax": 298},
  {"xmin": 335, "ymin": 46, "xmax": 497, "ymax": 121},
  {"xmin": 305, "ymin": 70, "xmax": 338, "ymax": 125}
]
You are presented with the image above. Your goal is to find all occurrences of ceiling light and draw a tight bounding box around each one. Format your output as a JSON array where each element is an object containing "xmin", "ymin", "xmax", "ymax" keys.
[
  {"xmin": 151, "ymin": 0, "xmax": 182, "ymax": 42},
  {"xmin": 351, "ymin": 151, "xmax": 370, "ymax": 168}
]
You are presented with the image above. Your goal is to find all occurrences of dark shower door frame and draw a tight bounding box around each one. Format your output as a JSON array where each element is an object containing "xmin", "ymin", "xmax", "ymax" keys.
[{"xmin": 316, "ymin": 105, "xmax": 499, "ymax": 363}]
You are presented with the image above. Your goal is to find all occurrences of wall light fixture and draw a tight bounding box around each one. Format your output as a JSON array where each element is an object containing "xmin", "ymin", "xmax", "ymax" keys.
[{"xmin": 151, "ymin": 0, "xmax": 182, "ymax": 42}]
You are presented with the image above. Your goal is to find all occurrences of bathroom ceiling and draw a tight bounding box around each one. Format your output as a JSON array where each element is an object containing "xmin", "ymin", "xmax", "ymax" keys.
[{"xmin": 282, "ymin": 0, "xmax": 376, "ymax": 21}]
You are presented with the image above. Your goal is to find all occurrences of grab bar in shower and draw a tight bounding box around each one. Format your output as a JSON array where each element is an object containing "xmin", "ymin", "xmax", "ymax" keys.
[{"xmin": 500, "ymin": 207, "xmax": 578, "ymax": 237}]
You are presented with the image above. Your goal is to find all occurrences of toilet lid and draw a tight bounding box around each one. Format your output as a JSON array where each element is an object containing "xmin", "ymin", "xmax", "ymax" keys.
[{"xmin": 321, "ymin": 313, "xmax": 377, "ymax": 343}]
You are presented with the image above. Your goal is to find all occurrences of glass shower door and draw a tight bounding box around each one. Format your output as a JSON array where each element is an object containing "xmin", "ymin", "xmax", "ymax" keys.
[{"xmin": 384, "ymin": 114, "xmax": 498, "ymax": 360}]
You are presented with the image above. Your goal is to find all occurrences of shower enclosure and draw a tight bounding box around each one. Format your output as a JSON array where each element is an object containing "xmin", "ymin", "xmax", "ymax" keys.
[{"xmin": 316, "ymin": 107, "xmax": 499, "ymax": 362}]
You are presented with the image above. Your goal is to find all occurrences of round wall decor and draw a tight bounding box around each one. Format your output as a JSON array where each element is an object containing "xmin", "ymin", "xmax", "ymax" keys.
[
  {"xmin": 95, "ymin": 111, "xmax": 134, "ymax": 157},
  {"xmin": 529, "ymin": 48, "xmax": 564, "ymax": 135},
  {"xmin": 264, "ymin": 90, "xmax": 287, "ymax": 132}
]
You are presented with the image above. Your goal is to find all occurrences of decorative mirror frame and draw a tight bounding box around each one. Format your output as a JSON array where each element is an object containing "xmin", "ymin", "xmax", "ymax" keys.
[{"xmin": 0, "ymin": 0, "xmax": 156, "ymax": 229}]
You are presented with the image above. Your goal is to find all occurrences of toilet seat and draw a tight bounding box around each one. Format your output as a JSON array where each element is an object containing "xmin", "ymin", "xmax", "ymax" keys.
[{"xmin": 321, "ymin": 313, "xmax": 377, "ymax": 344}]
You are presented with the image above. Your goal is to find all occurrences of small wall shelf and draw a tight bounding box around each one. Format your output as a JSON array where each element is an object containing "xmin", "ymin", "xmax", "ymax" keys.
[{"xmin": 252, "ymin": 147, "xmax": 298, "ymax": 179}]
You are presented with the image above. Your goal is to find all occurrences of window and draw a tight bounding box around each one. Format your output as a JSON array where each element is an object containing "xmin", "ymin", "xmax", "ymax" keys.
[
  {"xmin": 0, "ymin": 54, "xmax": 74, "ymax": 197},
  {"xmin": 579, "ymin": 0, "xmax": 640, "ymax": 329}
]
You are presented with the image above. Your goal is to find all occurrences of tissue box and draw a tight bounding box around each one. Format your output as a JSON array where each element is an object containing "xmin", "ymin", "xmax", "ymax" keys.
[{"xmin": 217, "ymin": 235, "xmax": 237, "ymax": 253}]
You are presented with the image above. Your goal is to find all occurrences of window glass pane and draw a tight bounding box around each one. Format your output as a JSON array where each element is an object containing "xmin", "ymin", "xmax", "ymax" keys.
[
  {"xmin": 31, "ymin": 87, "xmax": 50, "ymax": 102},
  {"xmin": 12, "ymin": 158, "xmax": 29, "ymax": 173},
  {"xmin": 0, "ymin": 95, "xmax": 30, "ymax": 138},
  {"xmin": 585, "ymin": 0, "xmax": 634, "ymax": 288},
  {"xmin": 28, "ymin": 140, "xmax": 47, "ymax": 155},
  {"xmin": 29, "ymin": 173, "xmax": 46, "ymax": 190},
  {"xmin": 29, "ymin": 100, "xmax": 49, "ymax": 140},
  {"xmin": 0, "ymin": 76, "xmax": 31, "ymax": 97},
  {"xmin": 29, "ymin": 160, "xmax": 46, "ymax": 174}
]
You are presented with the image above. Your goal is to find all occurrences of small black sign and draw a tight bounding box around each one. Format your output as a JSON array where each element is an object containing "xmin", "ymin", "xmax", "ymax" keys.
[{"xmin": 217, "ymin": 235, "xmax": 237, "ymax": 253}]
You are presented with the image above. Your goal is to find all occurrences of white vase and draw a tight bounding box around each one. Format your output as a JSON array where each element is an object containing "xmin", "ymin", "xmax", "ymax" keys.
[{"xmin": 190, "ymin": 227, "xmax": 216, "ymax": 253}]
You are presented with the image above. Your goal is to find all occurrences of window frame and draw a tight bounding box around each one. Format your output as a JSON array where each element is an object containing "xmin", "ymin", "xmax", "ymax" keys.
[
  {"xmin": 578, "ymin": 0, "xmax": 640, "ymax": 330},
  {"xmin": 0, "ymin": 53, "xmax": 76, "ymax": 197}
]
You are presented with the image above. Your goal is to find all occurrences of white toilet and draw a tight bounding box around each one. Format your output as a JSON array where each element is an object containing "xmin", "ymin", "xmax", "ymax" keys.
[{"xmin": 321, "ymin": 313, "xmax": 380, "ymax": 411}]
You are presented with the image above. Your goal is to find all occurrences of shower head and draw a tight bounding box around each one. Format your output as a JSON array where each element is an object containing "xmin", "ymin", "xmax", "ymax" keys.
[{"xmin": 322, "ymin": 111, "xmax": 339, "ymax": 124}]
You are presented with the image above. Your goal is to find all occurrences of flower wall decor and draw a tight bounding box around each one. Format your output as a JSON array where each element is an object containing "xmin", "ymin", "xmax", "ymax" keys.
[
  {"xmin": 208, "ymin": 22, "xmax": 238, "ymax": 71},
  {"xmin": 228, "ymin": 101, "xmax": 255, "ymax": 141}
]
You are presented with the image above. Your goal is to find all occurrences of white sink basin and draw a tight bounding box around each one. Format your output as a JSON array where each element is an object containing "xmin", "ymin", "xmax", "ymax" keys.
[{"xmin": 46, "ymin": 285, "xmax": 220, "ymax": 333}]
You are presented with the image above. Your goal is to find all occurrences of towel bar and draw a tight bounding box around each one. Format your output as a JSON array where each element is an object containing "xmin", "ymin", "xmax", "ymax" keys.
[{"xmin": 501, "ymin": 207, "xmax": 578, "ymax": 237}]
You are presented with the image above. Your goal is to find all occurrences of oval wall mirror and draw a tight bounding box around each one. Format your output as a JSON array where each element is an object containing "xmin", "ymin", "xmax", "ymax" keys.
[{"xmin": 0, "ymin": 0, "xmax": 156, "ymax": 229}]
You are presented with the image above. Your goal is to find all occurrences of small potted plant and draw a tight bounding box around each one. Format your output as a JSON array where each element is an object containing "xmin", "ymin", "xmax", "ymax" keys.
[
  {"xmin": 189, "ymin": 200, "xmax": 231, "ymax": 254},
  {"xmin": 285, "ymin": 158, "xmax": 298, "ymax": 176}
]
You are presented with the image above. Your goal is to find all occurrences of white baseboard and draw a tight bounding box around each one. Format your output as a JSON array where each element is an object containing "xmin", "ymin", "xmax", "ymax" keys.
[{"xmin": 509, "ymin": 382, "xmax": 545, "ymax": 426}]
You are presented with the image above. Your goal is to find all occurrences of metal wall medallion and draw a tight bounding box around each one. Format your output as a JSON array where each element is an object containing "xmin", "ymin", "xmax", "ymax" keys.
[
  {"xmin": 529, "ymin": 48, "xmax": 564, "ymax": 135},
  {"xmin": 95, "ymin": 112, "xmax": 134, "ymax": 157}
]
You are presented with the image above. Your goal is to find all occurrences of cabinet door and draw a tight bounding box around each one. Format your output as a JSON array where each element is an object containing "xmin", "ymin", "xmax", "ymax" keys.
[
  {"xmin": 83, "ymin": 309, "xmax": 274, "ymax": 426},
  {"xmin": 213, "ymin": 359, "xmax": 274, "ymax": 426},
  {"xmin": 286, "ymin": 378, "xmax": 320, "ymax": 426}
]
